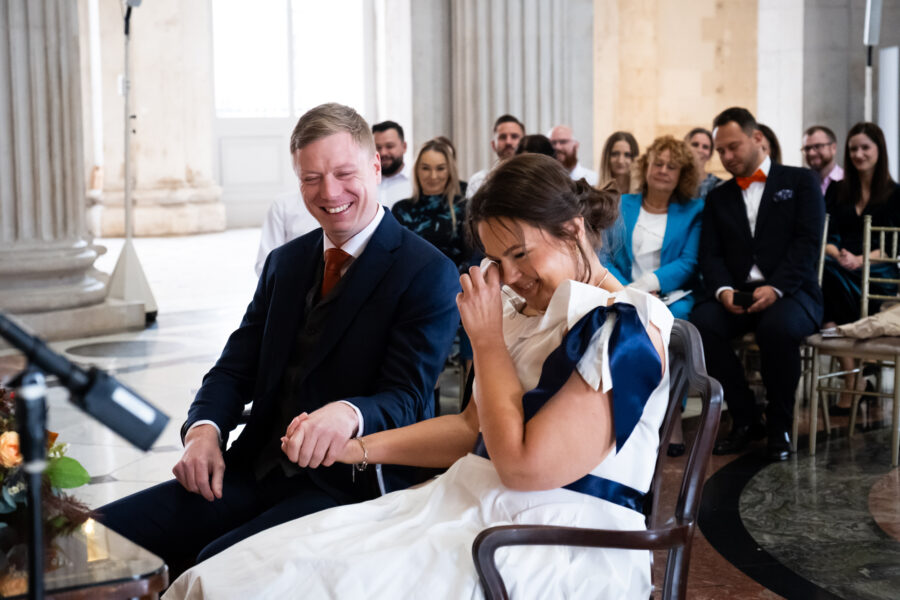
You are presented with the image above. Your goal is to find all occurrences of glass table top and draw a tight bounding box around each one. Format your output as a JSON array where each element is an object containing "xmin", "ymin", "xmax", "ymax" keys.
[{"xmin": 3, "ymin": 519, "xmax": 166, "ymax": 598}]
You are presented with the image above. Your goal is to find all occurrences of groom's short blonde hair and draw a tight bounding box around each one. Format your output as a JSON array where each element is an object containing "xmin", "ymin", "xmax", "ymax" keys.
[{"xmin": 289, "ymin": 103, "xmax": 376, "ymax": 157}]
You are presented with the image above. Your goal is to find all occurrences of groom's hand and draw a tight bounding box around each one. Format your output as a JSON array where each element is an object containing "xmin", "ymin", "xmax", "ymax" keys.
[
  {"xmin": 173, "ymin": 424, "xmax": 225, "ymax": 502},
  {"xmin": 281, "ymin": 402, "xmax": 359, "ymax": 469}
]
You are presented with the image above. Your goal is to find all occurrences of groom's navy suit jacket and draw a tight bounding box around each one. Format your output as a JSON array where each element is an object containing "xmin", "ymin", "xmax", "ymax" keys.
[
  {"xmin": 698, "ymin": 163, "xmax": 825, "ymax": 324},
  {"xmin": 185, "ymin": 208, "xmax": 460, "ymax": 498}
]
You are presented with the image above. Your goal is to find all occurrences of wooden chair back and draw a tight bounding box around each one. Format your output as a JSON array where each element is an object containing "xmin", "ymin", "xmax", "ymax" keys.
[{"xmin": 472, "ymin": 319, "xmax": 723, "ymax": 600}]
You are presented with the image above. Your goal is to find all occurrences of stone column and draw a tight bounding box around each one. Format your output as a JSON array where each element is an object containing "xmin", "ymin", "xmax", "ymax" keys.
[
  {"xmin": 86, "ymin": 0, "xmax": 224, "ymax": 237},
  {"xmin": 0, "ymin": 0, "xmax": 142, "ymax": 341}
]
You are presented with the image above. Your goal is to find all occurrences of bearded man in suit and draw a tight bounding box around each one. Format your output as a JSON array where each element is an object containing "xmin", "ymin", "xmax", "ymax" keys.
[
  {"xmin": 690, "ymin": 107, "xmax": 824, "ymax": 461},
  {"xmin": 99, "ymin": 103, "xmax": 461, "ymax": 575}
]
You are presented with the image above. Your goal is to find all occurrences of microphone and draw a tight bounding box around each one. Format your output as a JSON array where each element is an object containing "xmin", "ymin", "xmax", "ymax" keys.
[{"xmin": 0, "ymin": 313, "xmax": 169, "ymax": 451}]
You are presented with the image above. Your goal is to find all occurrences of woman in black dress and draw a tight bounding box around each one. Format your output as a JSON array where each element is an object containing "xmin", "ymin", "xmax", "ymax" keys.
[{"xmin": 822, "ymin": 122, "xmax": 900, "ymax": 412}]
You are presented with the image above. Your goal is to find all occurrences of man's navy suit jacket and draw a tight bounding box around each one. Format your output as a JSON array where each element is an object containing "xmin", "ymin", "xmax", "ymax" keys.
[
  {"xmin": 698, "ymin": 162, "xmax": 825, "ymax": 324},
  {"xmin": 184, "ymin": 208, "xmax": 461, "ymax": 497}
]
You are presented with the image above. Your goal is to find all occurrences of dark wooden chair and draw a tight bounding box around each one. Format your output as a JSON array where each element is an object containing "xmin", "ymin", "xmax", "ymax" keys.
[{"xmin": 471, "ymin": 319, "xmax": 723, "ymax": 600}]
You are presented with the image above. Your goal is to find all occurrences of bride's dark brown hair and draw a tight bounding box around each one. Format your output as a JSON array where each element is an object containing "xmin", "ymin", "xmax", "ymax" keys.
[{"xmin": 466, "ymin": 153, "xmax": 619, "ymax": 283}]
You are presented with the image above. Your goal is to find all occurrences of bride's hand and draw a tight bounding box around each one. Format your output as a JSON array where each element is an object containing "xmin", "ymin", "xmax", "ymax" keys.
[
  {"xmin": 457, "ymin": 263, "xmax": 504, "ymax": 350},
  {"xmin": 333, "ymin": 437, "xmax": 365, "ymax": 465}
]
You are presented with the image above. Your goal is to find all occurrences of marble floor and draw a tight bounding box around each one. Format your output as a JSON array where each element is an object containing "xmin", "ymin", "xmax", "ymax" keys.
[{"xmin": 2, "ymin": 229, "xmax": 899, "ymax": 599}]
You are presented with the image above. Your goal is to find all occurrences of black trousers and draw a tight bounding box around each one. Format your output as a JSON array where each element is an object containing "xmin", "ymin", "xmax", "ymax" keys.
[
  {"xmin": 690, "ymin": 295, "xmax": 818, "ymax": 435},
  {"xmin": 97, "ymin": 465, "xmax": 347, "ymax": 581}
]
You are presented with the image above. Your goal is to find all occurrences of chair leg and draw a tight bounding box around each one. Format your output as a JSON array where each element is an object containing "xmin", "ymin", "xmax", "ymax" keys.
[
  {"xmin": 893, "ymin": 357, "xmax": 899, "ymax": 467},
  {"xmin": 810, "ymin": 348, "xmax": 820, "ymax": 456},
  {"xmin": 849, "ymin": 363, "xmax": 863, "ymax": 437},
  {"xmin": 792, "ymin": 391, "xmax": 800, "ymax": 453}
]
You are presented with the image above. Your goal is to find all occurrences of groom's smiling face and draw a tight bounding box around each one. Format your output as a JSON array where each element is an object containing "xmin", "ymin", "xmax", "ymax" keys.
[{"xmin": 294, "ymin": 132, "xmax": 382, "ymax": 247}]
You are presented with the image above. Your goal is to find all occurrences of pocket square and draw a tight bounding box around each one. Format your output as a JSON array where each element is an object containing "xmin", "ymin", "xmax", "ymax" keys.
[{"xmin": 773, "ymin": 189, "xmax": 794, "ymax": 202}]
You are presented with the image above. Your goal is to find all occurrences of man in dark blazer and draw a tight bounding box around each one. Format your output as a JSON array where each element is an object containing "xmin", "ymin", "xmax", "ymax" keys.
[
  {"xmin": 691, "ymin": 107, "xmax": 824, "ymax": 461},
  {"xmin": 99, "ymin": 103, "xmax": 460, "ymax": 575}
]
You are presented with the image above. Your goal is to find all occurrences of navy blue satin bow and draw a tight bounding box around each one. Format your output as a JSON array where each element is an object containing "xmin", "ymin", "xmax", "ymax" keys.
[
  {"xmin": 472, "ymin": 303, "xmax": 663, "ymax": 512},
  {"xmin": 519, "ymin": 302, "xmax": 662, "ymax": 451}
]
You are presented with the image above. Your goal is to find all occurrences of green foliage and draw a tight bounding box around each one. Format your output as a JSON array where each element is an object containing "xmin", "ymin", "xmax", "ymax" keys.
[{"xmin": 45, "ymin": 457, "xmax": 90, "ymax": 489}]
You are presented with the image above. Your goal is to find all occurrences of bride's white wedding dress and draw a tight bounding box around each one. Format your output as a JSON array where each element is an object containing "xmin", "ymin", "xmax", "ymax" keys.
[{"xmin": 165, "ymin": 282, "xmax": 672, "ymax": 600}]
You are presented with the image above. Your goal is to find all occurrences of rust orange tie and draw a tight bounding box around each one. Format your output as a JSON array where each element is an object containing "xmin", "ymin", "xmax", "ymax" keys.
[
  {"xmin": 321, "ymin": 248, "xmax": 352, "ymax": 297},
  {"xmin": 736, "ymin": 169, "xmax": 767, "ymax": 190}
]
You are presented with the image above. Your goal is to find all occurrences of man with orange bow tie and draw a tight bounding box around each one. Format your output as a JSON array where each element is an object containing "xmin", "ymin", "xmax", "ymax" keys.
[{"xmin": 691, "ymin": 107, "xmax": 824, "ymax": 461}]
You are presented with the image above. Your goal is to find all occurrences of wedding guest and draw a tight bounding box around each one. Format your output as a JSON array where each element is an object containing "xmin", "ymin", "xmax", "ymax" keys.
[
  {"xmin": 757, "ymin": 123, "xmax": 782, "ymax": 165},
  {"xmin": 165, "ymin": 153, "xmax": 672, "ymax": 600},
  {"xmin": 466, "ymin": 114, "xmax": 525, "ymax": 199},
  {"xmin": 604, "ymin": 135, "xmax": 703, "ymax": 320},
  {"xmin": 600, "ymin": 131, "xmax": 639, "ymax": 194},
  {"xmin": 692, "ymin": 107, "xmax": 823, "ymax": 462},
  {"xmin": 802, "ymin": 125, "xmax": 843, "ymax": 196},
  {"xmin": 549, "ymin": 124, "xmax": 600, "ymax": 185},
  {"xmin": 515, "ymin": 134, "xmax": 556, "ymax": 157},
  {"xmin": 821, "ymin": 122, "xmax": 900, "ymax": 414},
  {"xmin": 392, "ymin": 139, "xmax": 468, "ymax": 270},
  {"xmin": 604, "ymin": 135, "xmax": 703, "ymax": 458},
  {"xmin": 685, "ymin": 127, "xmax": 723, "ymax": 199},
  {"xmin": 434, "ymin": 135, "xmax": 467, "ymax": 195}
]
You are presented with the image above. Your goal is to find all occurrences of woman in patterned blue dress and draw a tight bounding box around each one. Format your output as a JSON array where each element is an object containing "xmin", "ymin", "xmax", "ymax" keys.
[{"xmin": 392, "ymin": 139, "xmax": 469, "ymax": 271}]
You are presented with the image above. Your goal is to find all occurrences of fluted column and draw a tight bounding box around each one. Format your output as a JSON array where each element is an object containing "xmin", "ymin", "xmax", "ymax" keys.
[{"xmin": 0, "ymin": 0, "xmax": 109, "ymax": 314}]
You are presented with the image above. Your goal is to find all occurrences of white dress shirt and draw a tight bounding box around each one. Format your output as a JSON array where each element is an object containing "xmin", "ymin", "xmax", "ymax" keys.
[
  {"xmin": 465, "ymin": 168, "xmax": 490, "ymax": 199},
  {"xmin": 569, "ymin": 162, "xmax": 599, "ymax": 187},
  {"xmin": 191, "ymin": 205, "xmax": 386, "ymax": 443},
  {"xmin": 630, "ymin": 208, "xmax": 667, "ymax": 291},
  {"xmin": 255, "ymin": 192, "xmax": 320, "ymax": 276},
  {"xmin": 378, "ymin": 163, "xmax": 413, "ymax": 209},
  {"xmin": 715, "ymin": 155, "xmax": 782, "ymax": 299}
]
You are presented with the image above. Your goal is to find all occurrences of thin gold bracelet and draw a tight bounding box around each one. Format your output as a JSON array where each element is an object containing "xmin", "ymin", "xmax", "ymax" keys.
[{"xmin": 354, "ymin": 437, "xmax": 368, "ymax": 472}]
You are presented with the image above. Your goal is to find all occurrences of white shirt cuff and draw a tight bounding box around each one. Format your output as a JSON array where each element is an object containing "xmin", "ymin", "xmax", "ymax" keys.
[
  {"xmin": 771, "ymin": 286, "xmax": 783, "ymax": 298},
  {"xmin": 715, "ymin": 286, "xmax": 734, "ymax": 301},
  {"xmin": 337, "ymin": 400, "xmax": 364, "ymax": 436},
  {"xmin": 187, "ymin": 420, "xmax": 222, "ymax": 444}
]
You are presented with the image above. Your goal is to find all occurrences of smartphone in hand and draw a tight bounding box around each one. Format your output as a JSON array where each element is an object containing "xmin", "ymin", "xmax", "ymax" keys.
[{"xmin": 732, "ymin": 291, "xmax": 755, "ymax": 308}]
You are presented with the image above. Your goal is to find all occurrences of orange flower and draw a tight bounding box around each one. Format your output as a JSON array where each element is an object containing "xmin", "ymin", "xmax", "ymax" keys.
[
  {"xmin": 0, "ymin": 431, "xmax": 23, "ymax": 468},
  {"xmin": 46, "ymin": 430, "xmax": 59, "ymax": 447}
]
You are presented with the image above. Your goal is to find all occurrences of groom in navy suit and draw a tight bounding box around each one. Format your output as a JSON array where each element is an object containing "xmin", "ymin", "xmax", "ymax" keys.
[
  {"xmin": 691, "ymin": 107, "xmax": 824, "ymax": 461},
  {"xmin": 99, "ymin": 103, "xmax": 460, "ymax": 575}
]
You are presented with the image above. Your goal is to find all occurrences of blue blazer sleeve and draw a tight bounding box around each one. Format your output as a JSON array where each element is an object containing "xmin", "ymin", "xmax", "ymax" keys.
[
  {"xmin": 348, "ymin": 253, "xmax": 460, "ymax": 433},
  {"xmin": 655, "ymin": 198, "xmax": 704, "ymax": 294},
  {"xmin": 185, "ymin": 248, "xmax": 280, "ymax": 441},
  {"xmin": 602, "ymin": 196, "xmax": 638, "ymax": 285}
]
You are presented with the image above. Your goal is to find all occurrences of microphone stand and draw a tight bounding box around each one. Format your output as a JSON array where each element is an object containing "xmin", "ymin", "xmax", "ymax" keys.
[
  {"xmin": 0, "ymin": 311, "xmax": 170, "ymax": 599},
  {"xmin": 8, "ymin": 368, "xmax": 49, "ymax": 600}
]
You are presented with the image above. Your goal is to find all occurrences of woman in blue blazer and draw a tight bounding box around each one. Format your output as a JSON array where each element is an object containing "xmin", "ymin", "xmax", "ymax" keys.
[{"xmin": 604, "ymin": 135, "xmax": 704, "ymax": 321}]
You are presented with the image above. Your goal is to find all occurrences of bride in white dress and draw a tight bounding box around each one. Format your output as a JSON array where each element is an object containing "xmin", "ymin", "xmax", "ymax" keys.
[{"xmin": 166, "ymin": 153, "xmax": 672, "ymax": 600}]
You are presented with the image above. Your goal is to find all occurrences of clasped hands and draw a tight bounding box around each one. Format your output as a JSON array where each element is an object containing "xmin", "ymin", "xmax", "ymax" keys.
[
  {"xmin": 837, "ymin": 249, "xmax": 863, "ymax": 271},
  {"xmin": 720, "ymin": 285, "xmax": 778, "ymax": 315},
  {"xmin": 173, "ymin": 402, "xmax": 359, "ymax": 502}
]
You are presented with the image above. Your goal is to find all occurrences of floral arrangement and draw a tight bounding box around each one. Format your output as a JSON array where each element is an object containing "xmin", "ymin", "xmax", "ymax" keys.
[{"xmin": 0, "ymin": 385, "xmax": 92, "ymax": 580}]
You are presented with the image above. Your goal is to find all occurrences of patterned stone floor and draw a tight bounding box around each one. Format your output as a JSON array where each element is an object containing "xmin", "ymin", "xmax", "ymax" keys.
[{"xmin": 2, "ymin": 228, "xmax": 899, "ymax": 598}]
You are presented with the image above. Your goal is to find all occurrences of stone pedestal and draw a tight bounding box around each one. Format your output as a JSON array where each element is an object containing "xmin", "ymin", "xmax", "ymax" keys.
[
  {"xmin": 0, "ymin": 0, "xmax": 143, "ymax": 340},
  {"xmin": 86, "ymin": 0, "xmax": 224, "ymax": 237}
]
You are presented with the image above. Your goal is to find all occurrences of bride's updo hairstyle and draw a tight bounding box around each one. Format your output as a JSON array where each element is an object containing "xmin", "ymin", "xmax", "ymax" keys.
[{"xmin": 467, "ymin": 153, "xmax": 619, "ymax": 283}]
